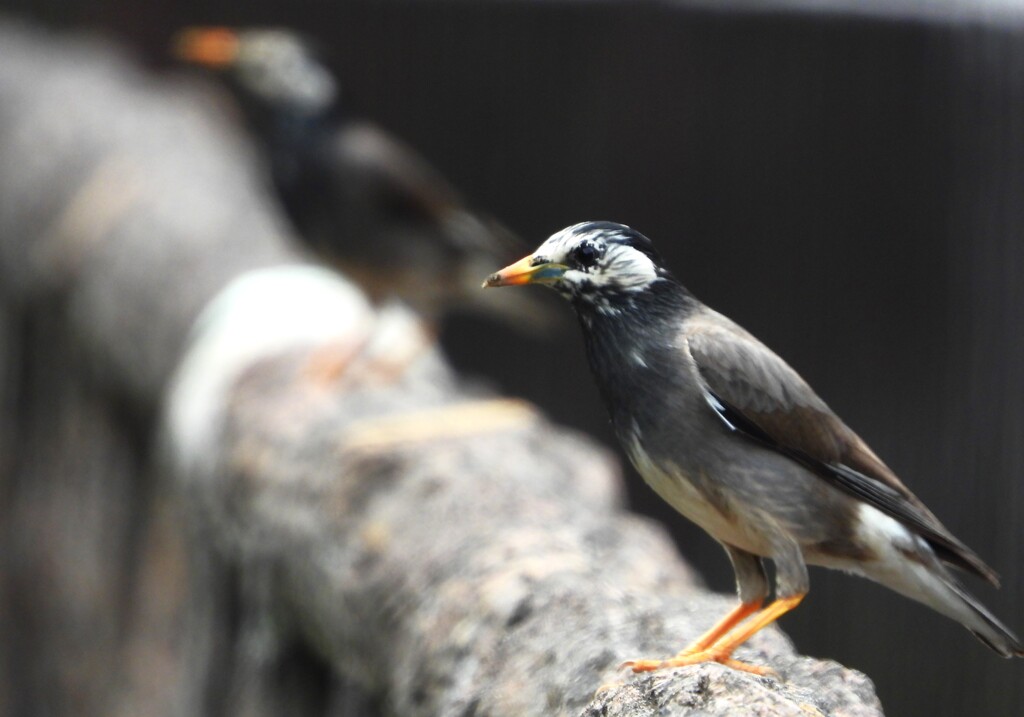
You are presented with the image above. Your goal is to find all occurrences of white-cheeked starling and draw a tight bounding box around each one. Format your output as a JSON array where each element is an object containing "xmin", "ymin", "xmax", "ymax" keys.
[{"xmin": 485, "ymin": 221, "xmax": 1023, "ymax": 674}]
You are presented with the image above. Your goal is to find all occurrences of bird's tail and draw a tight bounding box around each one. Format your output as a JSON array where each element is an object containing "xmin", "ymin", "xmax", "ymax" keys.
[
  {"xmin": 866, "ymin": 530, "xmax": 1023, "ymax": 657},
  {"xmin": 944, "ymin": 578, "xmax": 1024, "ymax": 657}
]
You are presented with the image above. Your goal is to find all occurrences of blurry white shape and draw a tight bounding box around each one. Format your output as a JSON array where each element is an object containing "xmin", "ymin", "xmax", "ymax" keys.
[{"xmin": 164, "ymin": 264, "xmax": 374, "ymax": 476}]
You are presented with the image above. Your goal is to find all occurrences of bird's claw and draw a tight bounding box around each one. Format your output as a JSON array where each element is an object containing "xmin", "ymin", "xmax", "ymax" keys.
[
  {"xmin": 619, "ymin": 650, "xmax": 772, "ymax": 676},
  {"xmin": 593, "ymin": 680, "xmax": 622, "ymax": 697},
  {"xmin": 618, "ymin": 658, "xmax": 666, "ymax": 672}
]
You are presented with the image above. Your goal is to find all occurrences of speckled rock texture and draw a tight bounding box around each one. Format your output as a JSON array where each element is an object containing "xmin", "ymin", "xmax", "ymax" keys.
[{"xmin": 195, "ymin": 344, "xmax": 883, "ymax": 716}]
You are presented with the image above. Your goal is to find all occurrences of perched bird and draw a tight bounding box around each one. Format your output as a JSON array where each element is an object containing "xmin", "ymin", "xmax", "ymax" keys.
[
  {"xmin": 172, "ymin": 26, "xmax": 545, "ymax": 326},
  {"xmin": 484, "ymin": 221, "xmax": 1023, "ymax": 673}
]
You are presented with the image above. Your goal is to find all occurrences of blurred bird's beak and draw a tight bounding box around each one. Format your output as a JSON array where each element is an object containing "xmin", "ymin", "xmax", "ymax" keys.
[
  {"xmin": 482, "ymin": 255, "xmax": 567, "ymax": 288},
  {"xmin": 172, "ymin": 27, "xmax": 240, "ymax": 67}
]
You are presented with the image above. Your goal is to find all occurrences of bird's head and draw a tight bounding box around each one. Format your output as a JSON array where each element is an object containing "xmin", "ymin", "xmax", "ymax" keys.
[
  {"xmin": 483, "ymin": 222, "xmax": 673, "ymax": 312},
  {"xmin": 173, "ymin": 27, "xmax": 337, "ymax": 116}
]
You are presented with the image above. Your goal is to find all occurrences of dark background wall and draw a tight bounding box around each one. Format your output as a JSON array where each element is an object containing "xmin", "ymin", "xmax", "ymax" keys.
[{"xmin": 2, "ymin": 1, "xmax": 1022, "ymax": 715}]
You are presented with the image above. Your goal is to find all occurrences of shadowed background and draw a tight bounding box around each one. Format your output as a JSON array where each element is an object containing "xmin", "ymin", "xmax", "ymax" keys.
[{"xmin": 1, "ymin": 1, "xmax": 1022, "ymax": 715}]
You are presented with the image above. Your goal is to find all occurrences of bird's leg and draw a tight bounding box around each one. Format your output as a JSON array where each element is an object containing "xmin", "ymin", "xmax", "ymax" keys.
[
  {"xmin": 707, "ymin": 593, "xmax": 804, "ymax": 660},
  {"xmin": 624, "ymin": 594, "xmax": 805, "ymax": 675},
  {"xmin": 621, "ymin": 601, "xmax": 762, "ymax": 675},
  {"xmin": 676, "ymin": 599, "xmax": 764, "ymax": 655},
  {"xmin": 675, "ymin": 544, "xmax": 768, "ymax": 654}
]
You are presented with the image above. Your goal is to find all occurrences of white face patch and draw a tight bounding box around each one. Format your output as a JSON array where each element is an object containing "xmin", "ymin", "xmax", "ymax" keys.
[
  {"xmin": 237, "ymin": 32, "xmax": 337, "ymax": 111},
  {"xmin": 533, "ymin": 223, "xmax": 661, "ymax": 303}
]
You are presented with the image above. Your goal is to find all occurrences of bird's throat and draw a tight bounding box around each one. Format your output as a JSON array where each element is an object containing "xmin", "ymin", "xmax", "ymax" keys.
[{"xmin": 575, "ymin": 281, "xmax": 695, "ymax": 436}]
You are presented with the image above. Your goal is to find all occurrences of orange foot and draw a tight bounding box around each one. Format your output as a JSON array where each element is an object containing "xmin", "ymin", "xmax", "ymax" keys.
[
  {"xmin": 619, "ymin": 594, "xmax": 806, "ymax": 678},
  {"xmin": 621, "ymin": 649, "xmax": 770, "ymax": 676}
]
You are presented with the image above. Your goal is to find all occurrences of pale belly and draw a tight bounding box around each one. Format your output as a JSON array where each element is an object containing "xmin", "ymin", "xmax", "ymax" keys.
[{"xmin": 625, "ymin": 435, "xmax": 771, "ymax": 556}]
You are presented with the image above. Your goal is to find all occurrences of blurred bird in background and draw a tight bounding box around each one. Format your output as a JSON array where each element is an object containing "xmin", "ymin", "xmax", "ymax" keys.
[
  {"xmin": 486, "ymin": 221, "xmax": 1024, "ymax": 673},
  {"xmin": 173, "ymin": 26, "xmax": 548, "ymax": 329}
]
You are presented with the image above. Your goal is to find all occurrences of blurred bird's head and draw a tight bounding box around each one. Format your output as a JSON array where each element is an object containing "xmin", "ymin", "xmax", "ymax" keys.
[
  {"xmin": 173, "ymin": 27, "xmax": 337, "ymax": 117},
  {"xmin": 483, "ymin": 222, "xmax": 674, "ymax": 312}
]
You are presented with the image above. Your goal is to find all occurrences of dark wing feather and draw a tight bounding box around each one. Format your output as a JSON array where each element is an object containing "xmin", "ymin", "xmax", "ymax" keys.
[
  {"xmin": 686, "ymin": 310, "xmax": 999, "ymax": 586},
  {"xmin": 331, "ymin": 122, "xmax": 531, "ymax": 261},
  {"xmin": 326, "ymin": 123, "xmax": 553, "ymax": 327},
  {"xmin": 332, "ymin": 122, "xmax": 462, "ymax": 226}
]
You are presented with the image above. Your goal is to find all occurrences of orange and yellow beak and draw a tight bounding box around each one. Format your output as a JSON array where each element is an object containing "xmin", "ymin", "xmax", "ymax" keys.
[
  {"xmin": 172, "ymin": 27, "xmax": 241, "ymax": 68},
  {"xmin": 482, "ymin": 255, "xmax": 567, "ymax": 288}
]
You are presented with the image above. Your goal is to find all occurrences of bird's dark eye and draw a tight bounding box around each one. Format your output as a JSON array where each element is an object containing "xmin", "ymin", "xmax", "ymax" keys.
[{"xmin": 572, "ymin": 241, "xmax": 602, "ymax": 269}]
